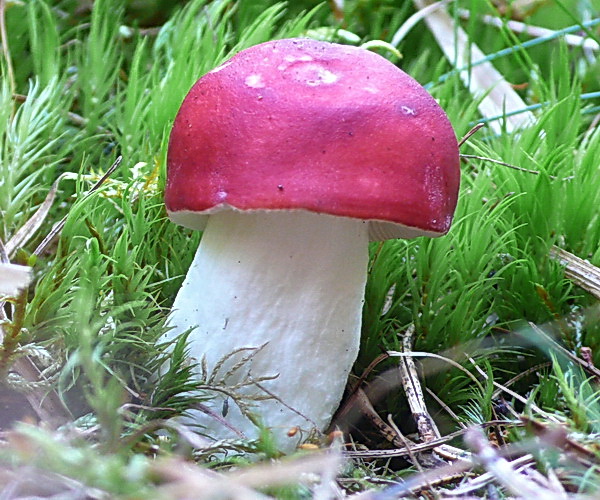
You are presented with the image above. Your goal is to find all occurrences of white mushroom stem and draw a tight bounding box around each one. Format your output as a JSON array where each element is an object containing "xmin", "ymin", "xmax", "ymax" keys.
[{"xmin": 164, "ymin": 210, "xmax": 370, "ymax": 451}]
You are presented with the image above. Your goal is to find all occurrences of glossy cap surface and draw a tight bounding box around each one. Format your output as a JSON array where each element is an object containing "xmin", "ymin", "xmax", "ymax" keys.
[{"xmin": 166, "ymin": 38, "xmax": 460, "ymax": 239}]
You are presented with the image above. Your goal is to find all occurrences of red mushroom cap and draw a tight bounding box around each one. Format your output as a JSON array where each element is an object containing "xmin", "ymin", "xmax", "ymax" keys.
[{"xmin": 165, "ymin": 38, "xmax": 460, "ymax": 240}]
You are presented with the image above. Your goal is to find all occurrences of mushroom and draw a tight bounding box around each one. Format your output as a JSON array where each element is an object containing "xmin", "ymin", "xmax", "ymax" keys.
[{"xmin": 163, "ymin": 38, "xmax": 460, "ymax": 451}]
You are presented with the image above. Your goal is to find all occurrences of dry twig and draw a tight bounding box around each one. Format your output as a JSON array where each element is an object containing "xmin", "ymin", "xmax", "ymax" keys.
[
  {"xmin": 525, "ymin": 322, "xmax": 600, "ymax": 381},
  {"xmin": 34, "ymin": 156, "xmax": 122, "ymax": 256},
  {"xmin": 412, "ymin": 0, "xmax": 535, "ymax": 134},
  {"xmin": 550, "ymin": 246, "xmax": 600, "ymax": 301},
  {"xmin": 465, "ymin": 427, "xmax": 568, "ymax": 499},
  {"xmin": 397, "ymin": 324, "xmax": 441, "ymax": 444},
  {"xmin": 457, "ymin": 8, "xmax": 599, "ymax": 52},
  {"xmin": 467, "ymin": 355, "xmax": 558, "ymax": 422}
]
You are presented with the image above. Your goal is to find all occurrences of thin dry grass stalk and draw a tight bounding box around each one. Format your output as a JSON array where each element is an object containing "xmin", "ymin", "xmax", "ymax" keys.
[
  {"xmin": 154, "ymin": 451, "xmax": 343, "ymax": 500},
  {"xmin": 4, "ymin": 180, "xmax": 60, "ymax": 259},
  {"xmin": 412, "ymin": 0, "xmax": 535, "ymax": 134},
  {"xmin": 0, "ymin": 159, "xmax": 122, "ymax": 429},
  {"xmin": 521, "ymin": 417, "xmax": 600, "ymax": 470},
  {"xmin": 34, "ymin": 156, "xmax": 122, "ymax": 256},
  {"xmin": 457, "ymin": 8, "xmax": 600, "ymax": 52},
  {"xmin": 525, "ymin": 321, "xmax": 600, "ymax": 381},
  {"xmin": 344, "ymin": 420, "xmax": 523, "ymax": 460},
  {"xmin": 0, "ymin": 466, "xmax": 106, "ymax": 499},
  {"xmin": 464, "ymin": 427, "xmax": 568, "ymax": 499}
]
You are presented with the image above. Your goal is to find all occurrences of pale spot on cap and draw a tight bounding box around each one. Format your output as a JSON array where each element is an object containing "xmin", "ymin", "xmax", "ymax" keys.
[
  {"xmin": 277, "ymin": 54, "xmax": 314, "ymax": 71},
  {"xmin": 363, "ymin": 86, "xmax": 379, "ymax": 94},
  {"xmin": 245, "ymin": 74, "xmax": 266, "ymax": 88},
  {"xmin": 290, "ymin": 63, "xmax": 339, "ymax": 86}
]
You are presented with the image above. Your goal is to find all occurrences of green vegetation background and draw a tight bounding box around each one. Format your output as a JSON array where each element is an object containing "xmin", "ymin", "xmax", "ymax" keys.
[{"xmin": 1, "ymin": 0, "xmax": 600, "ymax": 496}]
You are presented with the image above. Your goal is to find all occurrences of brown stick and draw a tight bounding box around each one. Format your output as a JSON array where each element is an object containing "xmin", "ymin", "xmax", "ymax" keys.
[
  {"xmin": 550, "ymin": 246, "xmax": 600, "ymax": 301},
  {"xmin": 397, "ymin": 324, "xmax": 440, "ymax": 443}
]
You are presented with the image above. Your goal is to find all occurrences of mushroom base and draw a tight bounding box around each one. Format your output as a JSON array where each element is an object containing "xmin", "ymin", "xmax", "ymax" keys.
[{"xmin": 163, "ymin": 210, "xmax": 370, "ymax": 452}]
